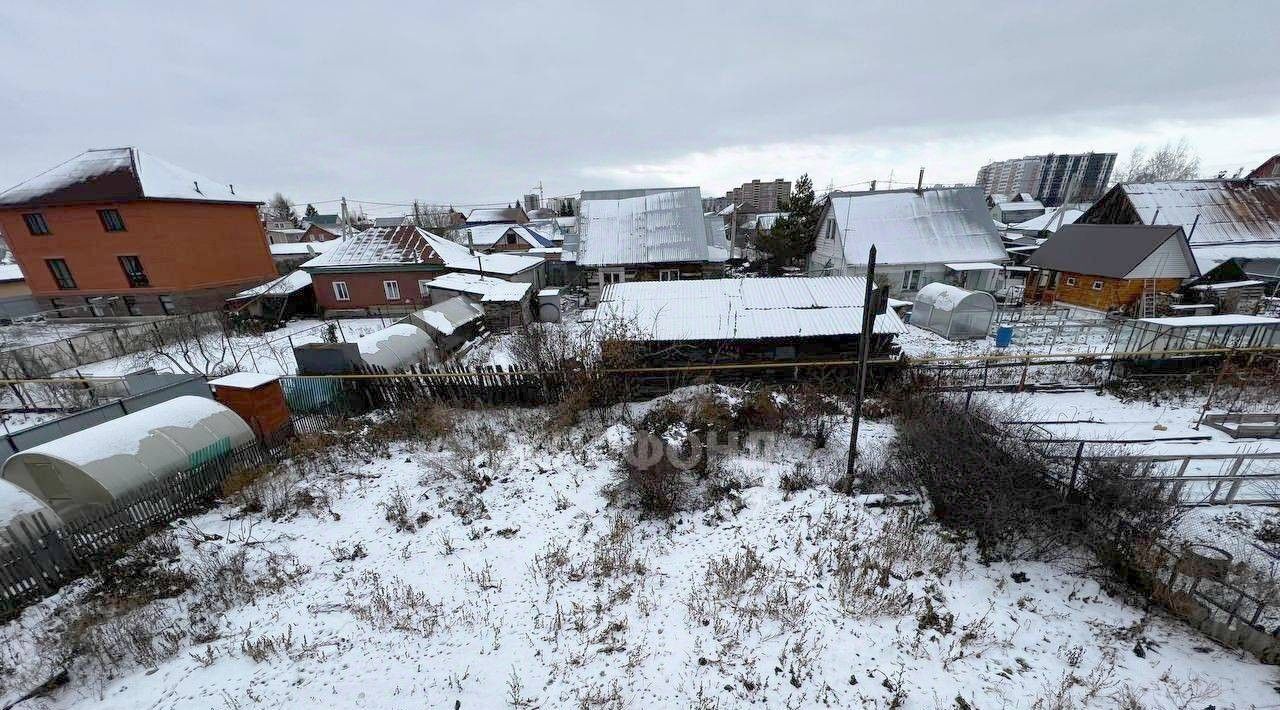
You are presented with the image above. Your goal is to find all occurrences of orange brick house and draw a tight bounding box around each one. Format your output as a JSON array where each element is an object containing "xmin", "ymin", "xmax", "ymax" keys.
[
  {"xmin": 0, "ymin": 148, "xmax": 277, "ymax": 317},
  {"xmin": 1024, "ymin": 224, "xmax": 1199, "ymax": 313},
  {"xmin": 300, "ymin": 225, "xmax": 544, "ymax": 316}
]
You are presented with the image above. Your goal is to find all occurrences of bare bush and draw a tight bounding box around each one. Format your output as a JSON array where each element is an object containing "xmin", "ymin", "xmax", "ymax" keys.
[
  {"xmin": 889, "ymin": 393, "xmax": 1179, "ymax": 562},
  {"xmin": 344, "ymin": 571, "xmax": 445, "ymax": 637}
]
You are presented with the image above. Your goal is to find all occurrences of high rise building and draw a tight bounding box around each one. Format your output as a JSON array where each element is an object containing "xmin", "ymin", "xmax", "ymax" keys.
[
  {"xmin": 725, "ymin": 179, "xmax": 791, "ymax": 212},
  {"xmin": 975, "ymin": 152, "xmax": 1116, "ymax": 206}
]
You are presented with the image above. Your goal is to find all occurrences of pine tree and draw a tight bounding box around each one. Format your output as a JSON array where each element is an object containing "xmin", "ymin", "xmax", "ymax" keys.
[
  {"xmin": 304, "ymin": 204, "xmax": 319, "ymax": 220},
  {"xmin": 752, "ymin": 174, "xmax": 820, "ymax": 273}
]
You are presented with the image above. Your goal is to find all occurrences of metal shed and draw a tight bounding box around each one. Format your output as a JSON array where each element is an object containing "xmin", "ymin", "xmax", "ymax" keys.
[
  {"xmin": 1, "ymin": 396, "xmax": 254, "ymax": 519},
  {"xmin": 911, "ymin": 283, "xmax": 996, "ymax": 340}
]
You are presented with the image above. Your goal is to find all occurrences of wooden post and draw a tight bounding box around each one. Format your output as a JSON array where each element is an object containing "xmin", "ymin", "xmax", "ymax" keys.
[{"xmin": 846, "ymin": 245, "xmax": 877, "ymax": 475}]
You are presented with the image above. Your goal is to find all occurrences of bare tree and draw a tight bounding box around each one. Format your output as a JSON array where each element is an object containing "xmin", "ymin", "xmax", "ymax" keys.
[
  {"xmin": 1115, "ymin": 139, "xmax": 1200, "ymax": 184},
  {"xmin": 266, "ymin": 193, "xmax": 300, "ymax": 226}
]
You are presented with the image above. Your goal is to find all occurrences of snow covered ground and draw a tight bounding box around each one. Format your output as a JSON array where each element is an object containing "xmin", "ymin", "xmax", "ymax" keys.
[
  {"xmin": 51, "ymin": 318, "xmax": 390, "ymax": 377},
  {"xmin": 0, "ymin": 321, "xmax": 111, "ymax": 351},
  {"xmin": 3, "ymin": 388, "xmax": 1277, "ymax": 708}
]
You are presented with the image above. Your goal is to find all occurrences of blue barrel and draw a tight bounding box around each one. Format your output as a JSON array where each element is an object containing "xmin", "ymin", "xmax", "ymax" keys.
[{"xmin": 995, "ymin": 325, "xmax": 1014, "ymax": 348}]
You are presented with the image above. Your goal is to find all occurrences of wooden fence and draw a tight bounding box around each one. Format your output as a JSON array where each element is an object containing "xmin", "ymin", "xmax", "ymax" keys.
[{"xmin": 0, "ymin": 436, "xmax": 279, "ymax": 617}]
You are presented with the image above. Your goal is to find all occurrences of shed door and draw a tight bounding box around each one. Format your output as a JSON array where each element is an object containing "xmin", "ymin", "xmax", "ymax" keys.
[{"xmin": 29, "ymin": 461, "xmax": 71, "ymax": 502}]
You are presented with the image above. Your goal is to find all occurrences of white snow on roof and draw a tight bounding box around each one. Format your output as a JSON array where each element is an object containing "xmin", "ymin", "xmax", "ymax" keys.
[
  {"xmin": 454, "ymin": 223, "xmax": 553, "ymax": 248},
  {"xmin": 0, "ymin": 480, "xmax": 48, "ymax": 524},
  {"xmin": 827, "ymin": 188, "xmax": 1007, "ymax": 267},
  {"xmin": 577, "ymin": 188, "xmax": 714, "ymax": 267},
  {"xmin": 1007, "ymin": 208, "xmax": 1083, "ymax": 234},
  {"xmin": 0, "ymin": 263, "xmax": 25, "ymax": 282},
  {"xmin": 425, "ymin": 272, "xmax": 532, "ymax": 302},
  {"xmin": 17, "ymin": 396, "xmax": 242, "ymax": 465},
  {"xmin": 355, "ymin": 323, "xmax": 435, "ymax": 371},
  {"xmin": 270, "ymin": 240, "xmax": 342, "ymax": 256},
  {"xmin": 1190, "ymin": 241, "xmax": 1280, "ymax": 273},
  {"xmin": 945, "ymin": 262, "xmax": 1003, "ymax": 271},
  {"xmin": 410, "ymin": 297, "xmax": 483, "ymax": 336},
  {"xmin": 0, "ymin": 147, "xmax": 256, "ymax": 206},
  {"xmin": 1120, "ymin": 179, "xmax": 1280, "ymax": 246},
  {"xmin": 1137, "ymin": 314, "xmax": 1280, "ymax": 327},
  {"xmin": 230, "ymin": 270, "xmax": 312, "ymax": 299},
  {"xmin": 1191, "ymin": 280, "xmax": 1267, "ymax": 291},
  {"xmin": 595, "ymin": 276, "xmax": 907, "ymax": 341},
  {"xmin": 302, "ymin": 226, "xmax": 541, "ymax": 276},
  {"xmin": 209, "ymin": 372, "xmax": 280, "ymax": 389}
]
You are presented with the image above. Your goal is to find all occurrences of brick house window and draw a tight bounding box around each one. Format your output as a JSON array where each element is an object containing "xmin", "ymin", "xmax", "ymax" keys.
[
  {"xmin": 332, "ymin": 281, "xmax": 351, "ymax": 301},
  {"xmin": 1091, "ymin": 280, "xmax": 1104, "ymax": 290},
  {"xmin": 159, "ymin": 295, "xmax": 177, "ymax": 315},
  {"xmin": 118, "ymin": 255, "xmax": 150, "ymax": 287},
  {"xmin": 383, "ymin": 280, "xmax": 401, "ymax": 300},
  {"xmin": 1065, "ymin": 277, "xmax": 1077, "ymax": 286},
  {"xmin": 418, "ymin": 279, "xmax": 432, "ymax": 295},
  {"xmin": 45, "ymin": 259, "xmax": 76, "ymax": 289},
  {"xmin": 98, "ymin": 209, "xmax": 127, "ymax": 232},
  {"xmin": 23, "ymin": 213, "xmax": 50, "ymax": 235}
]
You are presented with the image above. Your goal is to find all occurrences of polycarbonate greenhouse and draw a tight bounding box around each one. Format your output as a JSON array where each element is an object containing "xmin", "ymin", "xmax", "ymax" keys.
[
  {"xmin": 1113, "ymin": 315, "xmax": 1280, "ymax": 358},
  {"xmin": 1, "ymin": 396, "xmax": 254, "ymax": 519},
  {"xmin": 910, "ymin": 283, "xmax": 997, "ymax": 340}
]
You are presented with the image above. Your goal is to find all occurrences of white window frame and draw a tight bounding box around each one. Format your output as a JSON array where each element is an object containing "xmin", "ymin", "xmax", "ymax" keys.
[
  {"xmin": 658, "ymin": 268, "xmax": 680, "ymax": 281},
  {"xmin": 332, "ymin": 281, "xmax": 350, "ymax": 301},
  {"xmin": 1091, "ymin": 280, "xmax": 1104, "ymax": 290},
  {"xmin": 900, "ymin": 269, "xmax": 922, "ymax": 291},
  {"xmin": 601, "ymin": 268, "xmax": 625, "ymax": 285},
  {"xmin": 418, "ymin": 279, "xmax": 432, "ymax": 295},
  {"xmin": 1065, "ymin": 277, "xmax": 1077, "ymax": 287},
  {"xmin": 383, "ymin": 280, "xmax": 401, "ymax": 300}
]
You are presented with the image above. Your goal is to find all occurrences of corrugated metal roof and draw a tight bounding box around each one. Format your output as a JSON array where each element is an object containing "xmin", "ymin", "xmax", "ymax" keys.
[
  {"xmin": 301, "ymin": 226, "xmax": 541, "ymax": 275},
  {"xmin": 1115, "ymin": 179, "xmax": 1280, "ymax": 245},
  {"xmin": 577, "ymin": 187, "xmax": 713, "ymax": 266},
  {"xmin": 455, "ymin": 223, "xmax": 554, "ymax": 248},
  {"xmin": 826, "ymin": 187, "xmax": 1007, "ymax": 266},
  {"xmin": 595, "ymin": 276, "xmax": 906, "ymax": 341},
  {"xmin": 1191, "ymin": 241, "xmax": 1280, "ymax": 273}
]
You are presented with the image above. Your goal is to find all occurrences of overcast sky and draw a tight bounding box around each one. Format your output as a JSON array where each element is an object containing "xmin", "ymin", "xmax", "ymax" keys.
[{"xmin": 1, "ymin": 1, "xmax": 1277, "ymax": 216}]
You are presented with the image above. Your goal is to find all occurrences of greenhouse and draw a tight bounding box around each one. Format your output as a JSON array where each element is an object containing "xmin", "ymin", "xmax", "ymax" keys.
[
  {"xmin": 355, "ymin": 323, "xmax": 439, "ymax": 371},
  {"xmin": 1113, "ymin": 315, "xmax": 1280, "ymax": 358},
  {"xmin": 910, "ymin": 283, "xmax": 996, "ymax": 340},
  {"xmin": 0, "ymin": 396, "xmax": 254, "ymax": 519}
]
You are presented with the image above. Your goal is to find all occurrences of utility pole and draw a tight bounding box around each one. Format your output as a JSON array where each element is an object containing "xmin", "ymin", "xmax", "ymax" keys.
[
  {"xmin": 340, "ymin": 196, "xmax": 351, "ymax": 239},
  {"xmin": 847, "ymin": 245, "xmax": 880, "ymax": 475}
]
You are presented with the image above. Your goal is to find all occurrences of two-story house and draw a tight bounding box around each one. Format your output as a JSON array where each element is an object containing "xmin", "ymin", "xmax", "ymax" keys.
[{"xmin": 0, "ymin": 147, "xmax": 277, "ymax": 316}]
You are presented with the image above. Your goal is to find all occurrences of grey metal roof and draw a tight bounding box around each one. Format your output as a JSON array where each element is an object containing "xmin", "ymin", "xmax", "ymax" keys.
[
  {"xmin": 1026, "ymin": 224, "xmax": 1195, "ymax": 279},
  {"xmin": 1098, "ymin": 179, "xmax": 1280, "ymax": 245},
  {"xmin": 594, "ymin": 276, "xmax": 906, "ymax": 341},
  {"xmin": 576, "ymin": 187, "xmax": 714, "ymax": 266},
  {"xmin": 825, "ymin": 187, "xmax": 1007, "ymax": 266}
]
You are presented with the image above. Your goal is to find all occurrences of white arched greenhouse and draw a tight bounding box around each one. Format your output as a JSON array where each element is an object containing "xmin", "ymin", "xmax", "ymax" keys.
[
  {"xmin": 911, "ymin": 283, "xmax": 997, "ymax": 340},
  {"xmin": 1, "ymin": 396, "xmax": 254, "ymax": 519},
  {"xmin": 356, "ymin": 323, "xmax": 439, "ymax": 371}
]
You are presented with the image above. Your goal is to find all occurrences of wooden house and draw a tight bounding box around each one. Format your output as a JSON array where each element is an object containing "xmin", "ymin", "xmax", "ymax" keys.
[
  {"xmin": 1024, "ymin": 224, "xmax": 1199, "ymax": 313},
  {"xmin": 574, "ymin": 187, "xmax": 728, "ymax": 304}
]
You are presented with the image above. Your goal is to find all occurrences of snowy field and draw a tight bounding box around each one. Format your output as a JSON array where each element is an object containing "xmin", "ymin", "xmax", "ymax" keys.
[
  {"xmin": 0, "ymin": 320, "xmax": 113, "ymax": 351},
  {"xmin": 3, "ymin": 388, "xmax": 1277, "ymax": 709},
  {"xmin": 51, "ymin": 318, "xmax": 390, "ymax": 378}
]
